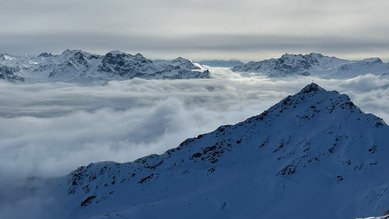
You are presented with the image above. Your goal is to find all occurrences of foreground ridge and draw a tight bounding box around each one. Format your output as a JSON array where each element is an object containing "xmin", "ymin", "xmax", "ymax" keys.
[{"xmin": 36, "ymin": 83, "xmax": 389, "ymax": 219}]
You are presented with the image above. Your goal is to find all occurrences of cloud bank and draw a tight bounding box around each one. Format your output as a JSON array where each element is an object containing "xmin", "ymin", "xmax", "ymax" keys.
[
  {"xmin": 0, "ymin": 69, "xmax": 388, "ymax": 181},
  {"xmin": 0, "ymin": 68, "xmax": 388, "ymax": 219}
]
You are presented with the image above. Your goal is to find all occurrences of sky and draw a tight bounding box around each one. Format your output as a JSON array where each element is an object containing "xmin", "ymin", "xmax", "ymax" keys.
[{"xmin": 1, "ymin": 0, "xmax": 389, "ymax": 61}]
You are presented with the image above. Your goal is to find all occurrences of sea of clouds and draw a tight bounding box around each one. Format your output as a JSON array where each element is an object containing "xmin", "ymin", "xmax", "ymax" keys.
[
  {"xmin": 0, "ymin": 67, "xmax": 388, "ymax": 218},
  {"xmin": 0, "ymin": 68, "xmax": 388, "ymax": 181}
]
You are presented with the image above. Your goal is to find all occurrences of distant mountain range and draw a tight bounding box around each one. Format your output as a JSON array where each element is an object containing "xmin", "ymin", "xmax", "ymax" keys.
[
  {"xmin": 2, "ymin": 51, "xmax": 389, "ymax": 83},
  {"xmin": 25, "ymin": 83, "xmax": 389, "ymax": 219},
  {"xmin": 0, "ymin": 50, "xmax": 210, "ymax": 83},
  {"xmin": 232, "ymin": 53, "xmax": 389, "ymax": 78}
]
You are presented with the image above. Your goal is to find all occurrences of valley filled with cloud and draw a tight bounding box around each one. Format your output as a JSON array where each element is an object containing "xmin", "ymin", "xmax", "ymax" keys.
[{"xmin": 0, "ymin": 67, "xmax": 388, "ymax": 181}]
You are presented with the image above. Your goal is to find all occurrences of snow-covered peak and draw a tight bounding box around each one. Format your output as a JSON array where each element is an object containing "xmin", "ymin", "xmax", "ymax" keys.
[
  {"xmin": 300, "ymin": 82, "xmax": 322, "ymax": 93},
  {"xmin": 38, "ymin": 52, "xmax": 54, "ymax": 58},
  {"xmin": 36, "ymin": 83, "xmax": 389, "ymax": 219},
  {"xmin": 170, "ymin": 57, "xmax": 201, "ymax": 70},
  {"xmin": 307, "ymin": 52, "xmax": 325, "ymax": 58},
  {"xmin": 0, "ymin": 53, "xmax": 16, "ymax": 61},
  {"xmin": 59, "ymin": 49, "xmax": 89, "ymax": 60},
  {"xmin": 247, "ymin": 82, "xmax": 386, "ymax": 131},
  {"xmin": 279, "ymin": 52, "xmax": 325, "ymax": 63},
  {"xmin": 134, "ymin": 52, "xmax": 147, "ymax": 59},
  {"xmin": 98, "ymin": 51, "xmax": 156, "ymax": 76}
]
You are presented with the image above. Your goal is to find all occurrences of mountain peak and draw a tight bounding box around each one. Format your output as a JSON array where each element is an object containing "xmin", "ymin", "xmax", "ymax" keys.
[
  {"xmin": 38, "ymin": 52, "xmax": 53, "ymax": 58},
  {"xmin": 134, "ymin": 53, "xmax": 146, "ymax": 59},
  {"xmin": 280, "ymin": 53, "xmax": 325, "ymax": 60},
  {"xmin": 36, "ymin": 83, "xmax": 389, "ymax": 219},
  {"xmin": 170, "ymin": 56, "xmax": 201, "ymax": 70},
  {"xmin": 251, "ymin": 82, "xmax": 386, "ymax": 131},
  {"xmin": 61, "ymin": 49, "xmax": 86, "ymax": 55},
  {"xmin": 300, "ymin": 82, "xmax": 323, "ymax": 94},
  {"xmin": 55, "ymin": 83, "xmax": 389, "ymax": 219}
]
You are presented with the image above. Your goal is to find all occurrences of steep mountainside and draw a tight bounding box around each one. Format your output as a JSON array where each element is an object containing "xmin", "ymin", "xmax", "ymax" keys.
[
  {"xmin": 0, "ymin": 50, "xmax": 210, "ymax": 83},
  {"xmin": 37, "ymin": 83, "xmax": 389, "ymax": 219},
  {"xmin": 232, "ymin": 53, "xmax": 389, "ymax": 78}
]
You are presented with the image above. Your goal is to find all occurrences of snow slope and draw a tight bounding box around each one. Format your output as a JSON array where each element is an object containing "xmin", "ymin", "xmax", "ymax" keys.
[
  {"xmin": 232, "ymin": 53, "xmax": 389, "ymax": 78},
  {"xmin": 31, "ymin": 83, "xmax": 389, "ymax": 219},
  {"xmin": 0, "ymin": 50, "xmax": 210, "ymax": 83}
]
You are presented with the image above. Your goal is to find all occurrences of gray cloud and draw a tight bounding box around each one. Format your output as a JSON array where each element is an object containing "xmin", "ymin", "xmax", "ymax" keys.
[
  {"xmin": 1, "ymin": 33, "xmax": 389, "ymax": 61},
  {"xmin": 1, "ymin": 0, "xmax": 389, "ymax": 60},
  {"xmin": 0, "ymin": 70, "xmax": 388, "ymax": 219},
  {"xmin": 0, "ymin": 70, "xmax": 388, "ymax": 182}
]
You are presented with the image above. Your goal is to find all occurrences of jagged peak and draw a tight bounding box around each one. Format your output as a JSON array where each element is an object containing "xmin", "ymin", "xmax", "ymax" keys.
[
  {"xmin": 172, "ymin": 57, "xmax": 191, "ymax": 62},
  {"xmin": 105, "ymin": 50, "xmax": 124, "ymax": 55},
  {"xmin": 59, "ymin": 50, "xmax": 90, "ymax": 62},
  {"xmin": 104, "ymin": 51, "xmax": 148, "ymax": 60},
  {"xmin": 134, "ymin": 53, "xmax": 144, "ymax": 57},
  {"xmin": 279, "ymin": 53, "xmax": 327, "ymax": 61},
  {"xmin": 307, "ymin": 52, "xmax": 324, "ymax": 57},
  {"xmin": 299, "ymin": 82, "xmax": 324, "ymax": 95},
  {"xmin": 280, "ymin": 53, "xmax": 302, "ymax": 59},
  {"xmin": 254, "ymin": 82, "xmax": 367, "ymax": 123},
  {"xmin": 38, "ymin": 52, "xmax": 53, "ymax": 58},
  {"xmin": 134, "ymin": 53, "xmax": 148, "ymax": 60},
  {"xmin": 288, "ymin": 83, "xmax": 355, "ymax": 109}
]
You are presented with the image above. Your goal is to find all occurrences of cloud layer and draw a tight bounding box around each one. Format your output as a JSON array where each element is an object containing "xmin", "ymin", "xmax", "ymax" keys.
[
  {"xmin": 0, "ymin": 68, "xmax": 388, "ymax": 219},
  {"xmin": 0, "ymin": 69, "xmax": 388, "ymax": 181}
]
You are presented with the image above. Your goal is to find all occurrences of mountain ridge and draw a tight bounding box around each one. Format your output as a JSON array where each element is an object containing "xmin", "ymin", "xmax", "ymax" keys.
[
  {"xmin": 0, "ymin": 50, "xmax": 210, "ymax": 83},
  {"xmin": 232, "ymin": 53, "xmax": 389, "ymax": 78},
  {"xmin": 30, "ymin": 83, "xmax": 389, "ymax": 219}
]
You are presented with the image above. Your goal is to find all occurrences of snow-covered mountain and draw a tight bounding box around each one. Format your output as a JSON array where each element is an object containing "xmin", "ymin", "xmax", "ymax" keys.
[
  {"xmin": 169, "ymin": 57, "xmax": 202, "ymax": 70},
  {"xmin": 0, "ymin": 50, "xmax": 210, "ymax": 83},
  {"xmin": 28, "ymin": 83, "xmax": 389, "ymax": 219},
  {"xmin": 232, "ymin": 53, "xmax": 389, "ymax": 78},
  {"xmin": 0, "ymin": 65, "xmax": 24, "ymax": 82}
]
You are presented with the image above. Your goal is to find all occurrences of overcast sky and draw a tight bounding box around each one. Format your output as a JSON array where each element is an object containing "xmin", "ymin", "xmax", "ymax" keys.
[{"xmin": 0, "ymin": 0, "xmax": 388, "ymax": 60}]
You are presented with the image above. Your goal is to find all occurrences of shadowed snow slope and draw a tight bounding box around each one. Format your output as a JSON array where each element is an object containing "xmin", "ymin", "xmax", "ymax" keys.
[{"xmin": 22, "ymin": 83, "xmax": 389, "ymax": 219}]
